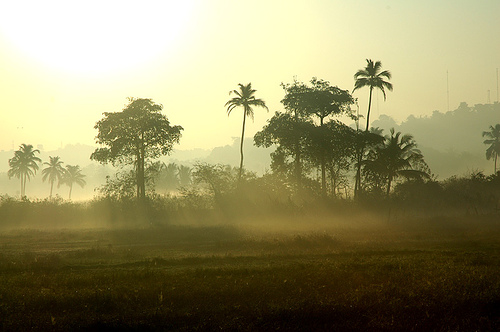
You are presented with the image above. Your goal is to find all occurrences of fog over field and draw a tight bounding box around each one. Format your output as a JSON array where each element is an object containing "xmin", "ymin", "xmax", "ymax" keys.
[{"xmin": 1, "ymin": 1, "xmax": 499, "ymax": 330}]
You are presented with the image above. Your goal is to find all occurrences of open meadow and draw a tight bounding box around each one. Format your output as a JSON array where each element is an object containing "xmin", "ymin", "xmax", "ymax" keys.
[{"xmin": 1, "ymin": 214, "xmax": 499, "ymax": 331}]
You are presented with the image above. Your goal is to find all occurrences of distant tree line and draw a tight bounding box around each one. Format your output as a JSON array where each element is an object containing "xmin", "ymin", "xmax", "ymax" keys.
[
  {"xmin": 7, "ymin": 144, "xmax": 86, "ymax": 199},
  {"xmin": 4, "ymin": 59, "xmax": 499, "ymax": 222}
]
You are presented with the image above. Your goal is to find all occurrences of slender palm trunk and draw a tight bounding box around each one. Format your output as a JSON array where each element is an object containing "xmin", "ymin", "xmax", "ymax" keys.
[
  {"xmin": 356, "ymin": 86, "xmax": 374, "ymax": 200},
  {"xmin": 354, "ymin": 140, "xmax": 364, "ymax": 199},
  {"xmin": 20, "ymin": 175, "xmax": 24, "ymax": 198},
  {"xmin": 69, "ymin": 183, "xmax": 73, "ymax": 200},
  {"xmin": 320, "ymin": 118, "xmax": 326, "ymax": 196},
  {"xmin": 293, "ymin": 110, "xmax": 302, "ymax": 191},
  {"xmin": 386, "ymin": 176, "xmax": 392, "ymax": 197},
  {"xmin": 365, "ymin": 86, "xmax": 373, "ymax": 132},
  {"xmin": 495, "ymin": 154, "xmax": 498, "ymax": 174},
  {"xmin": 49, "ymin": 181, "xmax": 54, "ymax": 198},
  {"xmin": 136, "ymin": 133, "xmax": 146, "ymax": 200},
  {"xmin": 239, "ymin": 109, "xmax": 247, "ymax": 179}
]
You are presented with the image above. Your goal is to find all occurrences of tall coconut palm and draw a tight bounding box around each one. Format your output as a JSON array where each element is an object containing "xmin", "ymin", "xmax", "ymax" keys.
[
  {"xmin": 353, "ymin": 59, "xmax": 393, "ymax": 132},
  {"xmin": 42, "ymin": 156, "xmax": 64, "ymax": 198},
  {"xmin": 225, "ymin": 83, "xmax": 268, "ymax": 178},
  {"xmin": 365, "ymin": 128, "xmax": 429, "ymax": 196},
  {"xmin": 482, "ymin": 124, "xmax": 500, "ymax": 174},
  {"xmin": 177, "ymin": 165, "xmax": 192, "ymax": 187},
  {"xmin": 8, "ymin": 144, "xmax": 41, "ymax": 198},
  {"xmin": 61, "ymin": 165, "xmax": 86, "ymax": 200}
]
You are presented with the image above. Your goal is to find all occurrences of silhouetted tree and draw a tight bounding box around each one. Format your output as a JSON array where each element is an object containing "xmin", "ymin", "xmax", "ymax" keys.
[
  {"xmin": 157, "ymin": 162, "xmax": 180, "ymax": 192},
  {"xmin": 312, "ymin": 120, "xmax": 356, "ymax": 197},
  {"xmin": 225, "ymin": 83, "xmax": 268, "ymax": 179},
  {"xmin": 8, "ymin": 144, "xmax": 41, "ymax": 198},
  {"xmin": 178, "ymin": 165, "xmax": 192, "ymax": 187},
  {"xmin": 352, "ymin": 59, "xmax": 393, "ymax": 197},
  {"xmin": 482, "ymin": 124, "xmax": 500, "ymax": 174},
  {"xmin": 254, "ymin": 111, "xmax": 314, "ymax": 190},
  {"xmin": 192, "ymin": 163, "xmax": 237, "ymax": 204},
  {"xmin": 42, "ymin": 156, "xmax": 64, "ymax": 198},
  {"xmin": 364, "ymin": 128, "xmax": 430, "ymax": 196},
  {"xmin": 61, "ymin": 165, "xmax": 86, "ymax": 200},
  {"xmin": 292, "ymin": 78, "xmax": 354, "ymax": 195},
  {"xmin": 353, "ymin": 59, "xmax": 393, "ymax": 132},
  {"xmin": 91, "ymin": 98, "xmax": 183, "ymax": 199}
]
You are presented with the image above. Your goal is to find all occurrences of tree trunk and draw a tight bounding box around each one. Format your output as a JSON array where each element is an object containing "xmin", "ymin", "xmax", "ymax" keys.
[
  {"xmin": 50, "ymin": 181, "xmax": 54, "ymax": 198},
  {"xmin": 69, "ymin": 183, "xmax": 73, "ymax": 200},
  {"xmin": 355, "ymin": 87, "xmax": 374, "ymax": 200},
  {"xmin": 20, "ymin": 175, "xmax": 24, "ymax": 198},
  {"xmin": 365, "ymin": 86, "xmax": 373, "ymax": 132},
  {"xmin": 239, "ymin": 109, "xmax": 246, "ymax": 180},
  {"xmin": 354, "ymin": 144, "xmax": 363, "ymax": 199},
  {"xmin": 386, "ymin": 175, "xmax": 392, "ymax": 197},
  {"xmin": 495, "ymin": 153, "xmax": 498, "ymax": 174},
  {"xmin": 136, "ymin": 132, "xmax": 146, "ymax": 200},
  {"xmin": 320, "ymin": 117, "xmax": 326, "ymax": 197},
  {"xmin": 294, "ymin": 110, "xmax": 302, "ymax": 191}
]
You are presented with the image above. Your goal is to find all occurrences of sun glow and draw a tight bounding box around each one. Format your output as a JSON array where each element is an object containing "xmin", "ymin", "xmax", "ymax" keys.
[{"xmin": 0, "ymin": 1, "xmax": 195, "ymax": 74}]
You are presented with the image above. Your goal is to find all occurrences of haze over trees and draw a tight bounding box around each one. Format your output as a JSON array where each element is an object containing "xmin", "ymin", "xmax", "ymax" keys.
[
  {"xmin": 483, "ymin": 124, "xmax": 500, "ymax": 174},
  {"xmin": 352, "ymin": 59, "xmax": 393, "ymax": 198},
  {"xmin": 7, "ymin": 144, "xmax": 41, "ymax": 198},
  {"xmin": 41, "ymin": 156, "xmax": 64, "ymax": 198},
  {"xmin": 225, "ymin": 83, "xmax": 268, "ymax": 179},
  {"xmin": 91, "ymin": 98, "xmax": 183, "ymax": 199},
  {"xmin": 1, "ymin": 63, "xmax": 499, "ymax": 209},
  {"xmin": 61, "ymin": 165, "xmax": 86, "ymax": 200},
  {"xmin": 353, "ymin": 59, "xmax": 393, "ymax": 132}
]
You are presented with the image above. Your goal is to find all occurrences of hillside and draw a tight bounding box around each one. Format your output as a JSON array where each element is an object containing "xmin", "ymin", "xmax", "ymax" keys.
[{"xmin": 371, "ymin": 102, "xmax": 499, "ymax": 179}]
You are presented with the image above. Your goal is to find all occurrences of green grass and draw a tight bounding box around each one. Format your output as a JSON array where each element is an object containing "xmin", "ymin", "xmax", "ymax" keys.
[{"xmin": 1, "ymin": 218, "xmax": 500, "ymax": 331}]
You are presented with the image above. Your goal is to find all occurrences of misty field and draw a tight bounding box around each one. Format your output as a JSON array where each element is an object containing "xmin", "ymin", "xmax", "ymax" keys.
[{"xmin": 1, "ymin": 216, "xmax": 499, "ymax": 331}]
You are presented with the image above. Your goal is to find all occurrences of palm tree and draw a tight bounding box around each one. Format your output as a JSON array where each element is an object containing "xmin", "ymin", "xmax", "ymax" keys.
[
  {"xmin": 353, "ymin": 59, "xmax": 393, "ymax": 132},
  {"xmin": 8, "ymin": 144, "xmax": 41, "ymax": 198},
  {"xmin": 41, "ymin": 156, "xmax": 65, "ymax": 198},
  {"xmin": 482, "ymin": 124, "xmax": 500, "ymax": 174},
  {"xmin": 365, "ymin": 128, "xmax": 429, "ymax": 196},
  {"xmin": 225, "ymin": 83, "xmax": 268, "ymax": 178},
  {"xmin": 61, "ymin": 165, "xmax": 86, "ymax": 200},
  {"xmin": 177, "ymin": 165, "xmax": 192, "ymax": 187}
]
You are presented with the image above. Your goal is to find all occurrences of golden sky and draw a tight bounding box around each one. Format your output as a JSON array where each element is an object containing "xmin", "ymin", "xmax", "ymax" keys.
[{"xmin": 0, "ymin": 0, "xmax": 498, "ymax": 152}]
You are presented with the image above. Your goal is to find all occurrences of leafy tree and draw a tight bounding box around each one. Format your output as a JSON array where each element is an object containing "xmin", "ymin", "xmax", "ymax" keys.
[
  {"xmin": 41, "ymin": 156, "xmax": 65, "ymax": 198},
  {"xmin": 311, "ymin": 120, "xmax": 356, "ymax": 197},
  {"xmin": 98, "ymin": 162, "xmax": 160, "ymax": 199},
  {"xmin": 225, "ymin": 83, "xmax": 268, "ymax": 179},
  {"xmin": 178, "ymin": 165, "xmax": 192, "ymax": 187},
  {"xmin": 8, "ymin": 144, "xmax": 41, "ymax": 198},
  {"xmin": 98, "ymin": 169, "xmax": 137, "ymax": 199},
  {"xmin": 254, "ymin": 111, "xmax": 314, "ymax": 190},
  {"xmin": 364, "ymin": 128, "xmax": 430, "ymax": 196},
  {"xmin": 61, "ymin": 165, "xmax": 86, "ymax": 200},
  {"xmin": 352, "ymin": 59, "xmax": 392, "ymax": 198},
  {"xmin": 154, "ymin": 162, "xmax": 180, "ymax": 193},
  {"xmin": 279, "ymin": 78, "xmax": 354, "ymax": 195},
  {"xmin": 91, "ymin": 98, "xmax": 183, "ymax": 199},
  {"xmin": 353, "ymin": 59, "xmax": 393, "ymax": 132},
  {"xmin": 482, "ymin": 124, "xmax": 500, "ymax": 174},
  {"xmin": 192, "ymin": 163, "xmax": 237, "ymax": 204}
]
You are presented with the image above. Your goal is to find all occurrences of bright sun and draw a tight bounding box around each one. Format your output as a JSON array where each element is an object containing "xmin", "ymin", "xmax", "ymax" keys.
[{"xmin": 0, "ymin": 1, "xmax": 195, "ymax": 74}]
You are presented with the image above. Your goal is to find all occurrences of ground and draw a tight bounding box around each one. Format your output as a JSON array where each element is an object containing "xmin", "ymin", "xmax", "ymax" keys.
[{"xmin": 0, "ymin": 215, "xmax": 499, "ymax": 331}]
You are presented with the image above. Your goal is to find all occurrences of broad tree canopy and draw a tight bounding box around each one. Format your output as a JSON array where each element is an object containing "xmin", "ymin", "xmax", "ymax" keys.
[{"xmin": 91, "ymin": 98, "xmax": 183, "ymax": 198}]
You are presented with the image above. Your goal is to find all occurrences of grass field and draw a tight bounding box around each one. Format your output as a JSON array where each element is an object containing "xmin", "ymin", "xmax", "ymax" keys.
[{"xmin": 1, "ymin": 215, "xmax": 499, "ymax": 331}]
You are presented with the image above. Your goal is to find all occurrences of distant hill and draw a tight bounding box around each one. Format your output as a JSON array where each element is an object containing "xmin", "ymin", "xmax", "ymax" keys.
[{"xmin": 371, "ymin": 102, "xmax": 500, "ymax": 179}]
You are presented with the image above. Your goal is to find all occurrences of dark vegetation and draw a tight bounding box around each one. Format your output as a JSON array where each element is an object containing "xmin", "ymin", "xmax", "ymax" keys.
[
  {"xmin": 1, "ymin": 216, "xmax": 500, "ymax": 331},
  {"xmin": 2, "ymin": 62, "xmax": 500, "ymax": 330}
]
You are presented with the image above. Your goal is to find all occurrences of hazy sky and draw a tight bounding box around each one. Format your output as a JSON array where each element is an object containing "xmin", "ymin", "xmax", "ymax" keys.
[{"xmin": 0, "ymin": 0, "xmax": 498, "ymax": 152}]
